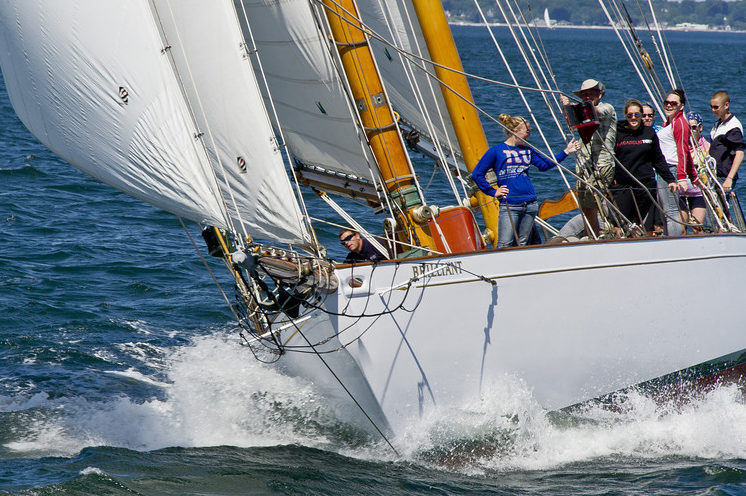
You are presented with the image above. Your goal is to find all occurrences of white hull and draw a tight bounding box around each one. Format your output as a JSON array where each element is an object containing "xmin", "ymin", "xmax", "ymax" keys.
[{"xmin": 283, "ymin": 235, "xmax": 746, "ymax": 436}]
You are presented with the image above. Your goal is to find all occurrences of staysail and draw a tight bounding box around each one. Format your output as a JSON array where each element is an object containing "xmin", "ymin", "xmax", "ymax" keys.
[
  {"xmin": 0, "ymin": 1, "xmax": 310, "ymax": 245},
  {"xmin": 149, "ymin": 0, "xmax": 311, "ymax": 244},
  {"xmin": 235, "ymin": 0, "xmax": 379, "ymax": 182}
]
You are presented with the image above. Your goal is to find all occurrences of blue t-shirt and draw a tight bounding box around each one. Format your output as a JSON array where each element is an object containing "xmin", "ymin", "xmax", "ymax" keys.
[{"xmin": 471, "ymin": 142, "xmax": 567, "ymax": 204}]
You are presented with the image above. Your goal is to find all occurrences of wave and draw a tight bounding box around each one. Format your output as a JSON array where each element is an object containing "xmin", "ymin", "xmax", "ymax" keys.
[{"xmin": 2, "ymin": 331, "xmax": 746, "ymax": 472}]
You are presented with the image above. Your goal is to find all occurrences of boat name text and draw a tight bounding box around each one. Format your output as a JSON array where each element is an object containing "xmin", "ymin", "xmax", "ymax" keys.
[{"xmin": 412, "ymin": 261, "xmax": 463, "ymax": 279}]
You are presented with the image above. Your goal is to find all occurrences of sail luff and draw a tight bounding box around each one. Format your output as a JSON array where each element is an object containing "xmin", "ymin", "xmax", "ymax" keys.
[{"xmin": 147, "ymin": 0, "xmax": 312, "ymax": 245}]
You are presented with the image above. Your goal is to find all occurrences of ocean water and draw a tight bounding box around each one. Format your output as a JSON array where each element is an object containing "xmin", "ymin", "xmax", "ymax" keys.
[{"xmin": 2, "ymin": 25, "xmax": 746, "ymax": 495}]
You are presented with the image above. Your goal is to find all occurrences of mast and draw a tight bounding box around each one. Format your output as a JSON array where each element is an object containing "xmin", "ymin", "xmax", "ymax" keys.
[
  {"xmin": 321, "ymin": 0, "xmax": 441, "ymax": 254},
  {"xmin": 410, "ymin": 0, "xmax": 501, "ymax": 247}
]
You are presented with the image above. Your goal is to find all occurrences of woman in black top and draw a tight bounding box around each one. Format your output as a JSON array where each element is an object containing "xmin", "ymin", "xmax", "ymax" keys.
[{"xmin": 611, "ymin": 99, "xmax": 678, "ymax": 228}]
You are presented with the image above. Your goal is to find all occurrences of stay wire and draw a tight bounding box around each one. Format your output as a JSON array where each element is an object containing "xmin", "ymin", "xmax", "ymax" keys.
[{"xmin": 290, "ymin": 320, "xmax": 400, "ymax": 456}]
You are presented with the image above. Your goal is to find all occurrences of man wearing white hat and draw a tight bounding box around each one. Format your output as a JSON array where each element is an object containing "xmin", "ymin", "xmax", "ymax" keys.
[{"xmin": 562, "ymin": 78, "xmax": 617, "ymax": 237}]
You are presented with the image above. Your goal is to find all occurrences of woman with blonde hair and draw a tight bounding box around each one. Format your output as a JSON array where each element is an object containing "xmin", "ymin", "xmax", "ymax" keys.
[{"xmin": 472, "ymin": 113, "xmax": 580, "ymax": 247}]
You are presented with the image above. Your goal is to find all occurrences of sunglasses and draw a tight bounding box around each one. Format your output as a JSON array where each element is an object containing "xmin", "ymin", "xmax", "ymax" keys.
[
  {"xmin": 663, "ymin": 100, "xmax": 681, "ymax": 107},
  {"xmin": 711, "ymin": 104, "xmax": 721, "ymax": 110},
  {"xmin": 340, "ymin": 233, "xmax": 355, "ymax": 244},
  {"xmin": 690, "ymin": 124, "xmax": 701, "ymax": 129},
  {"xmin": 641, "ymin": 113, "xmax": 654, "ymax": 118},
  {"xmin": 626, "ymin": 112, "xmax": 641, "ymax": 119}
]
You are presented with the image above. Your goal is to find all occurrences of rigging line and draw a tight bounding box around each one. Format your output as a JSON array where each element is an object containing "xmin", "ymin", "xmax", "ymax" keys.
[
  {"xmin": 502, "ymin": 0, "xmax": 568, "ymax": 138},
  {"xmin": 592, "ymin": 129, "xmax": 696, "ymax": 231},
  {"xmin": 632, "ymin": 0, "xmax": 673, "ymax": 89},
  {"xmin": 479, "ymin": 0, "xmax": 584, "ymax": 230},
  {"xmin": 596, "ymin": 0, "xmax": 662, "ymax": 116},
  {"xmin": 371, "ymin": 0, "xmax": 464, "ymax": 202},
  {"xmin": 309, "ymin": 1, "xmax": 407, "ymax": 228},
  {"xmin": 314, "ymin": 0, "xmax": 580, "ymax": 217},
  {"xmin": 474, "ymin": 0, "xmax": 552, "ymax": 147},
  {"xmin": 495, "ymin": 0, "xmax": 577, "ymax": 197},
  {"xmin": 610, "ymin": 0, "xmax": 666, "ymax": 102},
  {"xmin": 393, "ymin": 1, "xmax": 468, "ymax": 200},
  {"xmin": 313, "ymin": 0, "xmax": 560, "ymax": 98},
  {"xmin": 282, "ymin": 310, "xmax": 401, "ymax": 462},
  {"xmin": 307, "ymin": 215, "xmax": 442, "ymax": 255},
  {"xmin": 618, "ymin": 0, "xmax": 666, "ymax": 100},
  {"xmin": 510, "ymin": 9, "xmax": 595, "ymax": 239},
  {"xmin": 319, "ymin": 0, "xmax": 426, "ymax": 208},
  {"xmin": 148, "ymin": 1, "xmax": 237, "ymax": 236},
  {"xmin": 534, "ymin": 216, "xmax": 560, "ymax": 237},
  {"xmin": 611, "ymin": 1, "xmax": 663, "ymax": 100},
  {"xmin": 606, "ymin": 0, "xmax": 661, "ymax": 101},
  {"xmin": 178, "ymin": 218, "xmax": 241, "ymax": 321},
  {"xmin": 233, "ymin": 1, "xmax": 320, "ymax": 251},
  {"xmin": 302, "ymin": 264, "xmax": 397, "ymax": 350},
  {"xmin": 645, "ymin": 0, "xmax": 677, "ymax": 89},
  {"xmin": 315, "ymin": 189, "xmax": 391, "ymax": 256},
  {"xmin": 479, "ymin": 0, "xmax": 573, "ymax": 174},
  {"xmin": 513, "ymin": 1, "xmax": 565, "ymax": 113},
  {"xmin": 284, "ymin": 264, "xmax": 423, "ymax": 352}
]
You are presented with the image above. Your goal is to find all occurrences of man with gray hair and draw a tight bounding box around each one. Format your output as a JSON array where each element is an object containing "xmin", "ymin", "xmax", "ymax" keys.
[{"xmin": 562, "ymin": 79, "xmax": 617, "ymax": 237}]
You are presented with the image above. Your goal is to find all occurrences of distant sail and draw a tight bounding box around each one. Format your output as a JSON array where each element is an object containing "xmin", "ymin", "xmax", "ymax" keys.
[
  {"xmin": 544, "ymin": 8, "xmax": 554, "ymax": 29},
  {"xmin": 0, "ymin": 1, "xmax": 310, "ymax": 244}
]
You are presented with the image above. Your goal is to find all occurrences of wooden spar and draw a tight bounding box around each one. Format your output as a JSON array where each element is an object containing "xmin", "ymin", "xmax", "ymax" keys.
[
  {"xmin": 321, "ymin": 0, "xmax": 439, "ymax": 252},
  {"xmin": 411, "ymin": 0, "xmax": 500, "ymax": 247},
  {"xmin": 538, "ymin": 190, "xmax": 578, "ymax": 220}
]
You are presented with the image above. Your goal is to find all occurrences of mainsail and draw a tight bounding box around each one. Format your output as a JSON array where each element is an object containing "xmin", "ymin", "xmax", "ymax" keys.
[{"xmin": 0, "ymin": 1, "xmax": 310, "ymax": 245}]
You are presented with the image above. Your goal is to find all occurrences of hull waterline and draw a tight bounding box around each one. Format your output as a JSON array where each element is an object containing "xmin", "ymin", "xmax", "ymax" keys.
[{"xmin": 283, "ymin": 234, "xmax": 746, "ymax": 437}]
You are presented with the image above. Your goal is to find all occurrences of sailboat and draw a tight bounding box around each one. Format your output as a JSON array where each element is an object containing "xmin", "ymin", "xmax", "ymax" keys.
[
  {"xmin": 544, "ymin": 8, "xmax": 554, "ymax": 28},
  {"xmin": 1, "ymin": 0, "xmax": 745, "ymax": 448}
]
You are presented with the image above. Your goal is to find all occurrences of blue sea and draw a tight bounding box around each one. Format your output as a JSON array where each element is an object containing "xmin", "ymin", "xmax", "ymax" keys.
[{"xmin": 2, "ymin": 25, "xmax": 746, "ymax": 495}]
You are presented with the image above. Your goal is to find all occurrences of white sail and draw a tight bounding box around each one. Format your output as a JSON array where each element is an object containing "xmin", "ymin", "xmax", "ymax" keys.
[
  {"xmin": 234, "ymin": 0, "xmax": 378, "ymax": 181},
  {"xmin": 150, "ymin": 0, "xmax": 310, "ymax": 244},
  {"xmin": 0, "ymin": 1, "xmax": 310, "ymax": 244}
]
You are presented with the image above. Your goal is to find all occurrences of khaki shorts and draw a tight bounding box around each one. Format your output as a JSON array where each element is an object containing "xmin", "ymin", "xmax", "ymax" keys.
[{"xmin": 576, "ymin": 164, "xmax": 614, "ymax": 209}]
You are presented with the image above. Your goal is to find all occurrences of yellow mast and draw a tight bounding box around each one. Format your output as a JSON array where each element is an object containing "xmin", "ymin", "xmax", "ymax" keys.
[
  {"xmin": 411, "ymin": 0, "xmax": 501, "ymax": 247},
  {"xmin": 321, "ymin": 0, "xmax": 440, "ymax": 254}
]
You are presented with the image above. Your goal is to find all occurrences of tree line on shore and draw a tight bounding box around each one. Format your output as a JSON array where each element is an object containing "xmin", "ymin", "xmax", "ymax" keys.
[{"xmin": 443, "ymin": 0, "xmax": 746, "ymax": 31}]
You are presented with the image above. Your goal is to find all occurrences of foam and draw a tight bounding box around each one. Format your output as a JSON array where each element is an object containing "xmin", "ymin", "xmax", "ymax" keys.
[{"xmin": 4, "ymin": 332, "xmax": 746, "ymax": 471}]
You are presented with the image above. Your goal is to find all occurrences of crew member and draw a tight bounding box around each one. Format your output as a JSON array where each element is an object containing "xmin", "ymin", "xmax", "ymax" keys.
[{"xmin": 339, "ymin": 229, "xmax": 387, "ymax": 263}]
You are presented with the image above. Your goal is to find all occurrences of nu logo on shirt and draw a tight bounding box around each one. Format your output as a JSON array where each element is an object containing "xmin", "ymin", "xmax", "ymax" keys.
[{"xmin": 503, "ymin": 149, "xmax": 531, "ymax": 164}]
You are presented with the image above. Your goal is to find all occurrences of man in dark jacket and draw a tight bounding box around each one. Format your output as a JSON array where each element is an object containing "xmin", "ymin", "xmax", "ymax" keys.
[{"xmin": 339, "ymin": 229, "xmax": 387, "ymax": 264}]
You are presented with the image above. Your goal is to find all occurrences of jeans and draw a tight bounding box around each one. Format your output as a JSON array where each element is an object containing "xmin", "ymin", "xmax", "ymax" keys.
[
  {"xmin": 498, "ymin": 200, "xmax": 539, "ymax": 248},
  {"xmin": 657, "ymin": 169, "xmax": 681, "ymax": 235}
]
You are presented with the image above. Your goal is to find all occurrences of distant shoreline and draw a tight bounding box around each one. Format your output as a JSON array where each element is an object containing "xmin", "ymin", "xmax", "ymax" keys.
[{"xmin": 449, "ymin": 21, "xmax": 745, "ymax": 34}]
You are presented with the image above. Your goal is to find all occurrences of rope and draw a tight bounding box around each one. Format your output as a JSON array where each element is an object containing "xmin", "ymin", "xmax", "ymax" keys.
[
  {"xmin": 289, "ymin": 322, "xmax": 400, "ymax": 456},
  {"xmin": 375, "ymin": 0, "xmax": 467, "ymax": 200},
  {"xmin": 178, "ymin": 218, "xmax": 241, "ymax": 320},
  {"xmin": 315, "ymin": 189, "xmax": 391, "ymax": 257},
  {"xmin": 596, "ymin": 0, "xmax": 663, "ymax": 117}
]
